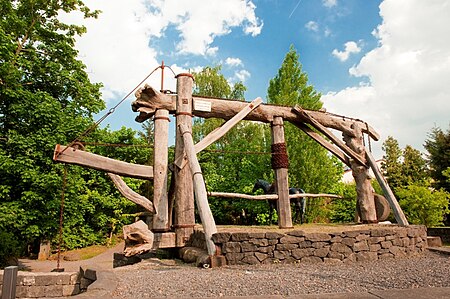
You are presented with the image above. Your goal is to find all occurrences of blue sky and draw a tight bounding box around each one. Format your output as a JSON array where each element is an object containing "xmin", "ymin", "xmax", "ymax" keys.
[{"xmin": 63, "ymin": 0, "xmax": 450, "ymax": 159}]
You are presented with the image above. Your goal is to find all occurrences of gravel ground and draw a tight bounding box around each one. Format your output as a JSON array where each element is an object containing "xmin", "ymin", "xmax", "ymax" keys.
[{"xmin": 111, "ymin": 251, "xmax": 450, "ymax": 298}]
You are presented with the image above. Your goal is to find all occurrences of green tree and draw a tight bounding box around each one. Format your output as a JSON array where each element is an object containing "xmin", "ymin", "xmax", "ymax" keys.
[
  {"xmin": 381, "ymin": 136, "xmax": 403, "ymax": 190},
  {"xmin": 267, "ymin": 45, "xmax": 342, "ymax": 222},
  {"xmin": 402, "ymin": 145, "xmax": 427, "ymax": 185},
  {"xmin": 424, "ymin": 126, "xmax": 450, "ymax": 192}
]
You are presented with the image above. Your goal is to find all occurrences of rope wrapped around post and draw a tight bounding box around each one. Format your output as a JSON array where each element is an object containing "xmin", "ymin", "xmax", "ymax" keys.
[{"xmin": 271, "ymin": 142, "xmax": 289, "ymax": 169}]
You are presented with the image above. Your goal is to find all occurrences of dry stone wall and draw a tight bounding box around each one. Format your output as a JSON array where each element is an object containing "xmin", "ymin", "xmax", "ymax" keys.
[
  {"xmin": 0, "ymin": 268, "xmax": 96, "ymax": 298},
  {"xmin": 211, "ymin": 225, "xmax": 427, "ymax": 265}
]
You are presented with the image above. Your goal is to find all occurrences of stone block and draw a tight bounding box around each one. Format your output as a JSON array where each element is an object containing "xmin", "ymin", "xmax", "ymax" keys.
[
  {"xmin": 273, "ymin": 250, "xmax": 289, "ymax": 260},
  {"xmin": 249, "ymin": 238, "xmax": 269, "ymax": 246},
  {"xmin": 226, "ymin": 253, "xmax": 244, "ymax": 264},
  {"xmin": 385, "ymin": 235, "xmax": 396, "ymax": 240},
  {"xmin": 341, "ymin": 237, "xmax": 356, "ymax": 247},
  {"xmin": 324, "ymin": 258, "xmax": 342, "ymax": 264},
  {"xmin": 330, "ymin": 243, "xmax": 352, "ymax": 254},
  {"xmin": 371, "ymin": 229, "xmax": 391, "ymax": 237},
  {"xmin": 427, "ymin": 236, "xmax": 443, "ymax": 247},
  {"xmin": 392, "ymin": 238, "xmax": 402, "ymax": 246},
  {"xmin": 312, "ymin": 242, "xmax": 329, "ymax": 249},
  {"xmin": 389, "ymin": 246, "xmax": 406, "ymax": 257},
  {"xmin": 80, "ymin": 277, "xmax": 93, "ymax": 290},
  {"xmin": 38, "ymin": 240, "xmax": 51, "ymax": 261},
  {"xmin": 15, "ymin": 286, "xmax": 28, "ymax": 298},
  {"xmin": 212, "ymin": 232, "xmax": 231, "ymax": 243},
  {"xmin": 268, "ymin": 239, "xmax": 279, "ymax": 245},
  {"xmin": 298, "ymin": 241, "xmax": 312, "ymax": 248},
  {"xmin": 258, "ymin": 245, "xmax": 274, "ymax": 254},
  {"xmin": 20, "ymin": 274, "xmax": 36, "ymax": 286},
  {"xmin": 355, "ymin": 252, "xmax": 378, "ymax": 262},
  {"xmin": 276, "ymin": 243, "xmax": 298, "ymax": 251},
  {"xmin": 305, "ymin": 233, "xmax": 331, "ymax": 242},
  {"xmin": 63, "ymin": 283, "xmax": 81, "ymax": 296},
  {"xmin": 292, "ymin": 248, "xmax": 314, "ymax": 259},
  {"xmin": 241, "ymin": 255, "xmax": 259, "ymax": 265},
  {"xmin": 369, "ymin": 244, "xmax": 381, "ymax": 252},
  {"xmin": 327, "ymin": 251, "xmax": 344, "ymax": 260},
  {"xmin": 70, "ymin": 273, "xmax": 81, "ymax": 285},
  {"xmin": 222, "ymin": 242, "xmax": 241, "ymax": 253},
  {"xmin": 255, "ymin": 252, "xmax": 268, "ymax": 262},
  {"xmin": 241, "ymin": 241, "xmax": 257, "ymax": 252},
  {"xmin": 381, "ymin": 241, "xmax": 392, "ymax": 249},
  {"xmin": 265, "ymin": 232, "xmax": 284, "ymax": 239},
  {"xmin": 330, "ymin": 236, "xmax": 342, "ymax": 243},
  {"xmin": 378, "ymin": 253, "xmax": 394, "ymax": 260},
  {"xmin": 343, "ymin": 253, "xmax": 356, "ymax": 264},
  {"xmin": 280, "ymin": 235, "xmax": 305, "ymax": 244},
  {"xmin": 231, "ymin": 232, "xmax": 250, "ymax": 242},
  {"xmin": 301, "ymin": 256, "xmax": 323, "ymax": 263},
  {"xmin": 286, "ymin": 230, "xmax": 305, "ymax": 237},
  {"xmin": 27, "ymin": 285, "xmax": 47, "ymax": 298},
  {"xmin": 368, "ymin": 236, "xmax": 385, "ymax": 244},
  {"xmin": 314, "ymin": 247, "xmax": 330, "ymax": 258},
  {"xmin": 344, "ymin": 230, "xmax": 370, "ymax": 237},
  {"xmin": 34, "ymin": 274, "xmax": 59, "ymax": 286},
  {"xmin": 44, "ymin": 285, "xmax": 64, "ymax": 297},
  {"xmin": 353, "ymin": 241, "xmax": 369, "ymax": 252},
  {"xmin": 248, "ymin": 232, "xmax": 266, "ymax": 239},
  {"xmin": 83, "ymin": 268, "xmax": 97, "ymax": 281},
  {"xmin": 356, "ymin": 234, "xmax": 370, "ymax": 241}
]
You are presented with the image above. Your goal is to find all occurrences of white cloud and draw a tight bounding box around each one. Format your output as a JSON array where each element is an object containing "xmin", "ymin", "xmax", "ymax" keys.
[
  {"xmin": 59, "ymin": 0, "xmax": 262, "ymax": 101},
  {"xmin": 332, "ymin": 41, "xmax": 361, "ymax": 62},
  {"xmin": 322, "ymin": 0, "xmax": 450, "ymax": 157},
  {"xmin": 322, "ymin": 0, "xmax": 337, "ymax": 8},
  {"xmin": 305, "ymin": 21, "xmax": 319, "ymax": 32},
  {"xmin": 225, "ymin": 57, "xmax": 243, "ymax": 67},
  {"xmin": 234, "ymin": 69, "xmax": 251, "ymax": 82}
]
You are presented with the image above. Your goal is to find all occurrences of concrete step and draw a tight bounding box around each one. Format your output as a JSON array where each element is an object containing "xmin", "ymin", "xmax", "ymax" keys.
[{"xmin": 427, "ymin": 236, "xmax": 443, "ymax": 247}]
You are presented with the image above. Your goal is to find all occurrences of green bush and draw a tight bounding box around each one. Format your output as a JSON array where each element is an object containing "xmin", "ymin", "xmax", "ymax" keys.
[
  {"xmin": 0, "ymin": 230, "xmax": 22, "ymax": 268},
  {"xmin": 397, "ymin": 183, "xmax": 450, "ymax": 227},
  {"xmin": 329, "ymin": 183, "xmax": 357, "ymax": 223}
]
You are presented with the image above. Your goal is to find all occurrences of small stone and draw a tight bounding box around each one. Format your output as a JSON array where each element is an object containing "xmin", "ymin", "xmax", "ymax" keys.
[
  {"xmin": 305, "ymin": 233, "xmax": 331, "ymax": 242},
  {"xmin": 231, "ymin": 232, "xmax": 250, "ymax": 242}
]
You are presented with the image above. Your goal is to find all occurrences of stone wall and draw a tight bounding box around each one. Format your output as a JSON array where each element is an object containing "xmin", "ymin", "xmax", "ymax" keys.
[
  {"xmin": 210, "ymin": 225, "xmax": 427, "ymax": 265},
  {"xmin": 0, "ymin": 268, "xmax": 96, "ymax": 298}
]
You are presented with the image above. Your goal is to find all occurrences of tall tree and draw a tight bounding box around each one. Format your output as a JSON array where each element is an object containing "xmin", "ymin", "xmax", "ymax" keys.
[
  {"xmin": 381, "ymin": 136, "xmax": 403, "ymax": 190},
  {"xmin": 267, "ymin": 45, "xmax": 342, "ymax": 222},
  {"xmin": 424, "ymin": 126, "xmax": 450, "ymax": 192}
]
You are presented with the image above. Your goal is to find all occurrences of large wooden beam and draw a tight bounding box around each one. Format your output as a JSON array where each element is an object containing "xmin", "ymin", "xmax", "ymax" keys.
[
  {"xmin": 207, "ymin": 192, "xmax": 343, "ymax": 200},
  {"xmin": 292, "ymin": 106, "xmax": 366, "ymax": 166},
  {"xmin": 152, "ymin": 109, "xmax": 170, "ymax": 231},
  {"xmin": 174, "ymin": 74, "xmax": 195, "ymax": 247},
  {"xmin": 366, "ymin": 151, "xmax": 409, "ymax": 226},
  {"xmin": 132, "ymin": 85, "xmax": 380, "ymax": 140},
  {"xmin": 107, "ymin": 173, "xmax": 154, "ymax": 213},
  {"xmin": 293, "ymin": 122, "xmax": 350, "ymax": 167},
  {"xmin": 53, "ymin": 144, "xmax": 153, "ymax": 180},
  {"xmin": 179, "ymin": 123, "xmax": 217, "ymax": 256},
  {"xmin": 271, "ymin": 116, "xmax": 293, "ymax": 229},
  {"xmin": 174, "ymin": 97, "xmax": 263, "ymax": 168}
]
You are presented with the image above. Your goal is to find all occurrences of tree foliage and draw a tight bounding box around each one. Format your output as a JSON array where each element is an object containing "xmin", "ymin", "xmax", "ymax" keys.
[
  {"xmin": 267, "ymin": 45, "xmax": 342, "ymax": 222},
  {"xmin": 424, "ymin": 126, "xmax": 450, "ymax": 192}
]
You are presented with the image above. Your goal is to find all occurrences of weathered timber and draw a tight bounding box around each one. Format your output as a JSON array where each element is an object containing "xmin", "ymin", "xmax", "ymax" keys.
[
  {"xmin": 174, "ymin": 97, "xmax": 263, "ymax": 168},
  {"xmin": 174, "ymin": 74, "xmax": 195, "ymax": 247},
  {"xmin": 207, "ymin": 192, "xmax": 343, "ymax": 200},
  {"xmin": 53, "ymin": 144, "xmax": 154, "ymax": 180},
  {"xmin": 271, "ymin": 116, "xmax": 292, "ymax": 229},
  {"xmin": 293, "ymin": 122, "xmax": 350, "ymax": 167},
  {"xmin": 132, "ymin": 86, "xmax": 380, "ymax": 140},
  {"xmin": 153, "ymin": 109, "xmax": 170, "ymax": 231},
  {"xmin": 179, "ymin": 123, "xmax": 217, "ymax": 255},
  {"xmin": 123, "ymin": 220, "xmax": 154, "ymax": 256},
  {"xmin": 107, "ymin": 173, "xmax": 154, "ymax": 213},
  {"xmin": 343, "ymin": 123, "xmax": 377, "ymax": 223},
  {"xmin": 153, "ymin": 232, "xmax": 176, "ymax": 248},
  {"xmin": 293, "ymin": 106, "xmax": 366, "ymax": 166},
  {"xmin": 366, "ymin": 151, "xmax": 409, "ymax": 225}
]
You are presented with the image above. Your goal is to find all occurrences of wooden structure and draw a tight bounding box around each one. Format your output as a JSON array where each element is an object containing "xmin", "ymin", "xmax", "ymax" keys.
[{"xmin": 53, "ymin": 69, "xmax": 409, "ymax": 258}]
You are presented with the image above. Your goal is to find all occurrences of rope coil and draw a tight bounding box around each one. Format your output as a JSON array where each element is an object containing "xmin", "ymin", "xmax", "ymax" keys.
[{"xmin": 271, "ymin": 142, "xmax": 289, "ymax": 169}]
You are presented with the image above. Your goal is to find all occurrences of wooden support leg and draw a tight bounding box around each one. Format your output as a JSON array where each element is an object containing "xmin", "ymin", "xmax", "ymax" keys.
[
  {"xmin": 271, "ymin": 116, "xmax": 293, "ymax": 228},
  {"xmin": 343, "ymin": 123, "xmax": 377, "ymax": 223},
  {"xmin": 153, "ymin": 109, "xmax": 170, "ymax": 231},
  {"xmin": 174, "ymin": 74, "xmax": 195, "ymax": 246}
]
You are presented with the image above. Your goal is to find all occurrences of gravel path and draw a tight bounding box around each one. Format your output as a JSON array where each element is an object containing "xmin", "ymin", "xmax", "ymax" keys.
[{"xmin": 111, "ymin": 251, "xmax": 450, "ymax": 298}]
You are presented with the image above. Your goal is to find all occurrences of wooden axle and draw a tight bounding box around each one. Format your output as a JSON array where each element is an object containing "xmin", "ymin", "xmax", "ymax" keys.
[{"xmin": 207, "ymin": 192, "xmax": 343, "ymax": 200}]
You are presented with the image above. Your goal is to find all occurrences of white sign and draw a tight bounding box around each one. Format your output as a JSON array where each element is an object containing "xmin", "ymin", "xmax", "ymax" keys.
[{"xmin": 193, "ymin": 100, "xmax": 212, "ymax": 112}]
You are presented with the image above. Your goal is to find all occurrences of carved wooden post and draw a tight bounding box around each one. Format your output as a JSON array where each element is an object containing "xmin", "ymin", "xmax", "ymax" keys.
[
  {"xmin": 271, "ymin": 116, "xmax": 293, "ymax": 228},
  {"xmin": 174, "ymin": 74, "xmax": 195, "ymax": 246},
  {"xmin": 343, "ymin": 123, "xmax": 377, "ymax": 223},
  {"xmin": 152, "ymin": 109, "xmax": 170, "ymax": 231}
]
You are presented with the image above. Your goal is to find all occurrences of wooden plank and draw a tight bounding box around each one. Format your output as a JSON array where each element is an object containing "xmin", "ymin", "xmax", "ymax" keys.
[
  {"xmin": 179, "ymin": 123, "xmax": 217, "ymax": 256},
  {"xmin": 366, "ymin": 151, "xmax": 409, "ymax": 225},
  {"xmin": 271, "ymin": 116, "xmax": 292, "ymax": 229},
  {"xmin": 293, "ymin": 122, "xmax": 350, "ymax": 167},
  {"xmin": 2, "ymin": 266, "xmax": 18, "ymax": 299},
  {"xmin": 174, "ymin": 74, "xmax": 195, "ymax": 247},
  {"xmin": 152, "ymin": 109, "xmax": 170, "ymax": 231},
  {"xmin": 132, "ymin": 85, "xmax": 380, "ymax": 140},
  {"xmin": 107, "ymin": 173, "xmax": 154, "ymax": 213},
  {"xmin": 207, "ymin": 192, "xmax": 342, "ymax": 200},
  {"xmin": 292, "ymin": 106, "xmax": 367, "ymax": 166},
  {"xmin": 53, "ymin": 144, "xmax": 153, "ymax": 180},
  {"xmin": 174, "ymin": 97, "xmax": 263, "ymax": 168}
]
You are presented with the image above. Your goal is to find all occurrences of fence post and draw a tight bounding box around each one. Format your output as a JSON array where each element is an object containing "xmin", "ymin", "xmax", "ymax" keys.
[{"xmin": 2, "ymin": 266, "xmax": 18, "ymax": 299}]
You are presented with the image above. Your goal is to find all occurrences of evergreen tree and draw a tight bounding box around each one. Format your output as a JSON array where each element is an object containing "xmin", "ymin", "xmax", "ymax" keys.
[
  {"xmin": 424, "ymin": 126, "xmax": 450, "ymax": 192},
  {"xmin": 381, "ymin": 136, "xmax": 403, "ymax": 190},
  {"xmin": 267, "ymin": 45, "xmax": 342, "ymax": 222}
]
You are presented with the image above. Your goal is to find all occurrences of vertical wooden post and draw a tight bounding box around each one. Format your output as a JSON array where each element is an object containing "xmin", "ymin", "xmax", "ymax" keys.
[
  {"xmin": 271, "ymin": 116, "xmax": 293, "ymax": 228},
  {"xmin": 179, "ymin": 123, "xmax": 217, "ymax": 255},
  {"xmin": 152, "ymin": 109, "xmax": 170, "ymax": 231},
  {"xmin": 2, "ymin": 266, "xmax": 18, "ymax": 299},
  {"xmin": 174, "ymin": 73, "xmax": 195, "ymax": 246},
  {"xmin": 343, "ymin": 123, "xmax": 377, "ymax": 223}
]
